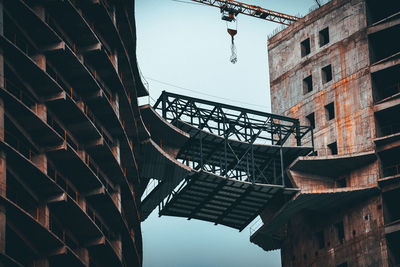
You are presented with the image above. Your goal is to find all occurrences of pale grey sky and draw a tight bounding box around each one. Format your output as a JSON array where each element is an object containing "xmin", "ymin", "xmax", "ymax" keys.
[{"xmin": 135, "ymin": 1, "xmax": 320, "ymax": 266}]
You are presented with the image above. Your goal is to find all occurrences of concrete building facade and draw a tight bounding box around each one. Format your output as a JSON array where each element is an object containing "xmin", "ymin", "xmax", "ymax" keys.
[
  {"xmin": 0, "ymin": 0, "xmax": 148, "ymax": 266},
  {"xmin": 251, "ymin": 0, "xmax": 400, "ymax": 266}
]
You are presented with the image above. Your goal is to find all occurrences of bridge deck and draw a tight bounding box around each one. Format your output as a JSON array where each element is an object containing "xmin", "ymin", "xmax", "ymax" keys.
[{"xmin": 160, "ymin": 171, "xmax": 298, "ymax": 231}]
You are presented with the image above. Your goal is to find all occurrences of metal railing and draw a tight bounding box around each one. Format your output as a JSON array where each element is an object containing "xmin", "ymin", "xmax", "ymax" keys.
[
  {"xmin": 0, "ymin": 127, "xmax": 38, "ymax": 161},
  {"xmin": 1, "ymin": 75, "xmax": 36, "ymax": 108},
  {"xmin": 86, "ymin": 205, "xmax": 122, "ymax": 257},
  {"xmin": 0, "ymin": 181, "xmax": 71, "ymax": 245},
  {"xmin": 1, "ymin": 75, "xmax": 80, "ymax": 152},
  {"xmin": 47, "ymin": 163, "xmax": 80, "ymax": 203}
]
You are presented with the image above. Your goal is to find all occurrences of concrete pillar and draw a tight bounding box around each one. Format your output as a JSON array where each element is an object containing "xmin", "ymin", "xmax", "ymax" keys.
[
  {"xmin": 31, "ymin": 5, "xmax": 47, "ymax": 71},
  {"xmin": 0, "ymin": 151, "xmax": 6, "ymax": 254},
  {"xmin": 72, "ymin": 194, "xmax": 89, "ymax": 265},
  {"xmin": 76, "ymin": 248, "xmax": 89, "ymax": 266},
  {"xmin": 26, "ymin": 83, "xmax": 51, "ymax": 266},
  {"xmin": 32, "ymin": 154, "xmax": 47, "ymax": 174},
  {"xmin": 34, "ymin": 258, "xmax": 50, "ymax": 267},
  {"xmin": 0, "ymin": 46, "xmax": 3, "ymax": 90},
  {"xmin": 32, "ymin": 5, "xmax": 45, "ymax": 21},
  {"xmin": 78, "ymin": 194, "xmax": 86, "ymax": 211},
  {"xmin": 0, "ymin": 0, "xmax": 4, "ymax": 89},
  {"xmin": 0, "ymin": 97, "xmax": 4, "ymax": 136},
  {"xmin": 114, "ymin": 140, "xmax": 120, "ymax": 165},
  {"xmin": 77, "ymin": 150, "xmax": 86, "ymax": 162},
  {"xmin": 112, "ymin": 93, "xmax": 120, "ymax": 119},
  {"xmin": 110, "ymin": 5, "xmax": 117, "ymax": 26},
  {"xmin": 32, "ymin": 54, "xmax": 46, "ymax": 72},
  {"xmin": 111, "ymin": 185, "xmax": 121, "ymax": 212},
  {"xmin": 111, "ymin": 234, "xmax": 122, "ymax": 260},
  {"xmin": 37, "ymin": 203, "xmax": 50, "ymax": 229},
  {"xmin": 0, "ymin": 69, "xmax": 5, "ymax": 253},
  {"xmin": 112, "ymin": 49, "xmax": 118, "ymax": 72},
  {"xmin": 32, "ymin": 103, "xmax": 47, "ymax": 121},
  {"xmin": 0, "ymin": 2, "xmax": 6, "ymax": 254},
  {"xmin": 31, "ymin": 104, "xmax": 47, "ymax": 173}
]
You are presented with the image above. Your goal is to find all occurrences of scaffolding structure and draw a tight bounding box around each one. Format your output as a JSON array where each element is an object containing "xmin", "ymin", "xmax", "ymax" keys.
[{"xmin": 140, "ymin": 91, "xmax": 313, "ymax": 229}]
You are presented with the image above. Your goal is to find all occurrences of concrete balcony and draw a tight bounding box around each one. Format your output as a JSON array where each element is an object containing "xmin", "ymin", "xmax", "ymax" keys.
[
  {"xmin": 46, "ymin": 0, "xmax": 98, "ymax": 48},
  {"xmin": 368, "ymin": 11, "xmax": 400, "ymax": 35},
  {"xmin": 4, "ymin": 0, "xmax": 62, "ymax": 48},
  {"xmin": 0, "ymin": 35, "xmax": 62, "ymax": 97},
  {"xmin": 250, "ymin": 186, "xmax": 379, "ymax": 251},
  {"xmin": 289, "ymin": 151, "xmax": 377, "ymax": 178}
]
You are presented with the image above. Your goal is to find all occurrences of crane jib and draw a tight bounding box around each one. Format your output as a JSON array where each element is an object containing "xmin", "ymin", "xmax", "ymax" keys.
[{"xmin": 190, "ymin": 0, "xmax": 299, "ymax": 26}]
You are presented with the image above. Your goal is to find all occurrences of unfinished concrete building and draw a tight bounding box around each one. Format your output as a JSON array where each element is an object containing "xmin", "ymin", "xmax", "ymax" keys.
[
  {"xmin": 250, "ymin": 0, "xmax": 400, "ymax": 266},
  {"xmin": 0, "ymin": 0, "xmax": 149, "ymax": 266}
]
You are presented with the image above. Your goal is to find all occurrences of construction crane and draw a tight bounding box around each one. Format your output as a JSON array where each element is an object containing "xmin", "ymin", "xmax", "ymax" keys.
[{"xmin": 189, "ymin": 0, "xmax": 299, "ymax": 63}]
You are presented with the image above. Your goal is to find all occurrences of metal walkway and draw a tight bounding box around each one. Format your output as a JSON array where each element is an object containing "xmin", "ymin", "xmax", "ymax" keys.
[{"xmin": 140, "ymin": 91, "xmax": 313, "ymax": 229}]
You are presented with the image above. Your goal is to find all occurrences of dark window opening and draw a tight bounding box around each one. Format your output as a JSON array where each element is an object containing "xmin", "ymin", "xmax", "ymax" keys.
[
  {"xmin": 335, "ymin": 221, "xmax": 345, "ymax": 244},
  {"xmin": 328, "ymin": 141, "xmax": 338, "ymax": 155},
  {"xmin": 337, "ymin": 177, "xmax": 346, "ymax": 188},
  {"xmin": 322, "ymin": 64, "xmax": 333, "ymax": 83},
  {"xmin": 366, "ymin": 0, "xmax": 400, "ymax": 25},
  {"xmin": 316, "ymin": 231, "xmax": 325, "ymax": 249},
  {"xmin": 306, "ymin": 112, "xmax": 315, "ymax": 130},
  {"xmin": 319, "ymin": 27, "xmax": 330, "ymax": 47},
  {"xmin": 371, "ymin": 65, "xmax": 400, "ymax": 103},
  {"xmin": 337, "ymin": 262, "xmax": 348, "ymax": 267},
  {"xmin": 303, "ymin": 254, "xmax": 307, "ymax": 260},
  {"xmin": 303, "ymin": 75, "xmax": 313, "ymax": 94},
  {"xmin": 369, "ymin": 25, "xmax": 400, "ymax": 64},
  {"xmin": 325, "ymin": 102, "xmax": 335, "ymax": 120},
  {"xmin": 301, "ymin": 38, "xmax": 311, "ymax": 57},
  {"xmin": 383, "ymin": 187, "xmax": 400, "ymax": 224}
]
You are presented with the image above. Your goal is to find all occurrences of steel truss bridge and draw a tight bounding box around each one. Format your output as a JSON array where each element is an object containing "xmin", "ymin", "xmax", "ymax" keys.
[{"xmin": 140, "ymin": 91, "xmax": 313, "ymax": 231}]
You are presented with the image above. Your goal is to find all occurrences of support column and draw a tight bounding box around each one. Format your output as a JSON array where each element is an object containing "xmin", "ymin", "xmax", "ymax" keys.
[
  {"xmin": 0, "ymin": 84, "xmax": 5, "ymax": 254},
  {"xmin": 111, "ymin": 185, "xmax": 121, "ymax": 212},
  {"xmin": 31, "ymin": 104, "xmax": 47, "ymax": 174},
  {"xmin": 0, "ymin": 151, "xmax": 6, "ymax": 254},
  {"xmin": 76, "ymin": 248, "xmax": 89, "ymax": 266},
  {"xmin": 77, "ymin": 189, "xmax": 90, "ymax": 265},
  {"xmin": 34, "ymin": 258, "xmax": 49, "ymax": 267},
  {"xmin": 114, "ymin": 140, "xmax": 120, "ymax": 165},
  {"xmin": 112, "ymin": 49, "xmax": 118, "ymax": 72},
  {"xmin": 29, "ymin": 94, "xmax": 50, "ymax": 267},
  {"xmin": 37, "ymin": 203, "xmax": 50, "ymax": 229},
  {"xmin": 0, "ymin": 0, "xmax": 4, "ymax": 88},
  {"xmin": 0, "ymin": 1, "xmax": 5, "ymax": 253},
  {"xmin": 32, "ymin": 5, "xmax": 47, "ymax": 71},
  {"xmin": 112, "ymin": 92, "xmax": 120, "ymax": 119},
  {"xmin": 111, "ymin": 234, "xmax": 122, "ymax": 260}
]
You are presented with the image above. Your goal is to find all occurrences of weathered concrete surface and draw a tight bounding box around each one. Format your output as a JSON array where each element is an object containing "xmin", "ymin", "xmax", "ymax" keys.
[{"xmin": 252, "ymin": 0, "xmax": 400, "ymax": 266}]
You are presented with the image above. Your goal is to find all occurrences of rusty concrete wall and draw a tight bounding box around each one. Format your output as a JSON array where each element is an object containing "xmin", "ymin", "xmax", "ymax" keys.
[
  {"xmin": 269, "ymin": 0, "xmax": 374, "ymax": 154},
  {"xmin": 280, "ymin": 195, "xmax": 387, "ymax": 267},
  {"xmin": 265, "ymin": 0, "xmax": 390, "ymax": 266}
]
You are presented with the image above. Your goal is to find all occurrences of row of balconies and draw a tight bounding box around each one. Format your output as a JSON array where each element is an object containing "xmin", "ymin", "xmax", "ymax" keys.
[{"xmin": 0, "ymin": 0, "xmax": 144, "ymax": 265}]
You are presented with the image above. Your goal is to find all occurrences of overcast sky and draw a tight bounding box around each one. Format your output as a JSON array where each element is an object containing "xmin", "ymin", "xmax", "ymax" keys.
[{"xmin": 135, "ymin": 1, "xmax": 322, "ymax": 266}]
